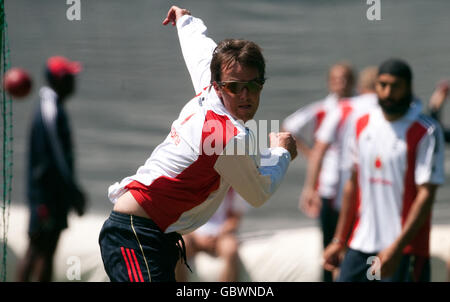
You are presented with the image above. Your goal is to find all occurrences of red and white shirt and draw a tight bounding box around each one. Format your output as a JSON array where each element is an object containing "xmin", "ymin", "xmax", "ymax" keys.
[
  {"xmin": 108, "ymin": 15, "xmax": 292, "ymax": 235},
  {"xmin": 282, "ymin": 94, "xmax": 340, "ymax": 199},
  {"xmin": 315, "ymin": 93, "xmax": 378, "ymax": 208},
  {"xmin": 345, "ymin": 103, "xmax": 445, "ymax": 256},
  {"xmin": 316, "ymin": 93, "xmax": 378, "ymax": 147}
]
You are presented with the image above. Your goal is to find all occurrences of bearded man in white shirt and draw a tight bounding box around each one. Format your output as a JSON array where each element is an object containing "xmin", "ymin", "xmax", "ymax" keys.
[{"xmin": 323, "ymin": 59, "xmax": 445, "ymax": 282}]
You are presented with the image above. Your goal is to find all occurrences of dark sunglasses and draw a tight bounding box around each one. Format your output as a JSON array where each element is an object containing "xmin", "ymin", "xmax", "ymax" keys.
[{"xmin": 217, "ymin": 79, "xmax": 265, "ymax": 95}]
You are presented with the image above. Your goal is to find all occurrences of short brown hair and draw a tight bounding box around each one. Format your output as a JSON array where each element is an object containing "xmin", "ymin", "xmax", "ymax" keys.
[
  {"xmin": 328, "ymin": 61, "xmax": 355, "ymax": 85},
  {"xmin": 210, "ymin": 39, "xmax": 265, "ymax": 83}
]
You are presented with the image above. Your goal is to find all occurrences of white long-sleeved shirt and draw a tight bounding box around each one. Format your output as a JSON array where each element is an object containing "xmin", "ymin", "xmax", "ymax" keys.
[{"xmin": 108, "ymin": 15, "xmax": 292, "ymax": 234}]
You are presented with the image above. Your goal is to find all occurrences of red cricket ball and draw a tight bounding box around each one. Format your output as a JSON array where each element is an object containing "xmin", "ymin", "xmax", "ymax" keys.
[{"xmin": 3, "ymin": 67, "xmax": 32, "ymax": 98}]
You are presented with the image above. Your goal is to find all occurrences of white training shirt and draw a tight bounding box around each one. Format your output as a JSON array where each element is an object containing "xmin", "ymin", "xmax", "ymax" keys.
[
  {"xmin": 282, "ymin": 94, "xmax": 340, "ymax": 199},
  {"xmin": 315, "ymin": 93, "xmax": 378, "ymax": 209},
  {"xmin": 344, "ymin": 103, "xmax": 445, "ymax": 256},
  {"xmin": 316, "ymin": 93, "xmax": 378, "ymax": 147},
  {"xmin": 108, "ymin": 15, "xmax": 291, "ymax": 235}
]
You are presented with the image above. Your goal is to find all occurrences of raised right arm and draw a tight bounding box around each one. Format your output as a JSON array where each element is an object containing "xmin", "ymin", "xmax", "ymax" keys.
[{"xmin": 163, "ymin": 6, "xmax": 217, "ymax": 95}]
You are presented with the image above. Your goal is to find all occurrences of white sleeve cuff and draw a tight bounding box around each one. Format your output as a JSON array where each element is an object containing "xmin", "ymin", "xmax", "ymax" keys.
[
  {"xmin": 270, "ymin": 146, "xmax": 292, "ymax": 162},
  {"xmin": 176, "ymin": 14, "xmax": 193, "ymax": 29}
]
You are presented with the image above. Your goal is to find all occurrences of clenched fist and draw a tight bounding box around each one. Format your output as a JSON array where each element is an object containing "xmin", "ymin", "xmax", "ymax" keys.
[{"xmin": 269, "ymin": 132, "xmax": 297, "ymax": 160}]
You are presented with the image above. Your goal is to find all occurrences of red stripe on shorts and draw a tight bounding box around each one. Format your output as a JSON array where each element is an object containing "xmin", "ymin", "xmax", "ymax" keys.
[
  {"xmin": 121, "ymin": 247, "xmax": 133, "ymax": 282},
  {"xmin": 131, "ymin": 249, "xmax": 144, "ymax": 282},
  {"xmin": 126, "ymin": 248, "xmax": 139, "ymax": 283}
]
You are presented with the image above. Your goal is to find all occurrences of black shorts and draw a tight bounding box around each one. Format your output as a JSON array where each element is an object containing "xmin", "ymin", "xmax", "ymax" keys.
[
  {"xmin": 319, "ymin": 197, "xmax": 339, "ymax": 248},
  {"xmin": 99, "ymin": 211, "xmax": 188, "ymax": 282},
  {"xmin": 28, "ymin": 203, "xmax": 68, "ymax": 236},
  {"xmin": 319, "ymin": 197, "xmax": 339, "ymax": 282},
  {"xmin": 29, "ymin": 228, "xmax": 61, "ymax": 255},
  {"xmin": 27, "ymin": 203, "xmax": 66, "ymax": 254}
]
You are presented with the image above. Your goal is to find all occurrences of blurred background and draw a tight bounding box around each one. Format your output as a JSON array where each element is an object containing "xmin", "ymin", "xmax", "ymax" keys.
[{"xmin": 3, "ymin": 0, "xmax": 450, "ymax": 245}]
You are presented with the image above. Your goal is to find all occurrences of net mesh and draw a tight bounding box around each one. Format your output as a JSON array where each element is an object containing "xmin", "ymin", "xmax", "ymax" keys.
[{"xmin": 0, "ymin": 0, "xmax": 13, "ymax": 282}]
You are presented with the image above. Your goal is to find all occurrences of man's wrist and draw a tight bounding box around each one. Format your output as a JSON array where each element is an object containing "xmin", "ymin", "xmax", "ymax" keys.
[
  {"xmin": 331, "ymin": 237, "xmax": 345, "ymax": 247},
  {"xmin": 176, "ymin": 14, "xmax": 192, "ymax": 29},
  {"xmin": 302, "ymin": 184, "xmax": 316, "ymax": 193},
  {"xmin": 270, "ymin": 146, "xmax": 292, "ymax": 163}
]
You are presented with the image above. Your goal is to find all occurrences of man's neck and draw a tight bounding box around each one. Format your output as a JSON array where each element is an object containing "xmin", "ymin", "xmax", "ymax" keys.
[
  {"xmin": 382, "ymin": 110, "xmax": 407, "ymax": 122},
  {"xmin": 359, "ymin": 89, "xmax": 376, "ymax": 95}
]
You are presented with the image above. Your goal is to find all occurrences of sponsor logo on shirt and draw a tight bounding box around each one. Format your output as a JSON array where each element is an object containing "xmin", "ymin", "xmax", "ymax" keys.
[
  {"xmin": 369, "ymin": 155, "xmax": 392, "ymax": 185},
  {"xmin": 170, "ymin": 126, "xmax": 181, "ymax": 146},
  {"xmin": 369, "ymin": 177, "xmax": 392, "ymax": 186},
  {"xmin": 374, "ymin": 156, "xmax": 382, "ymax": 169}
]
